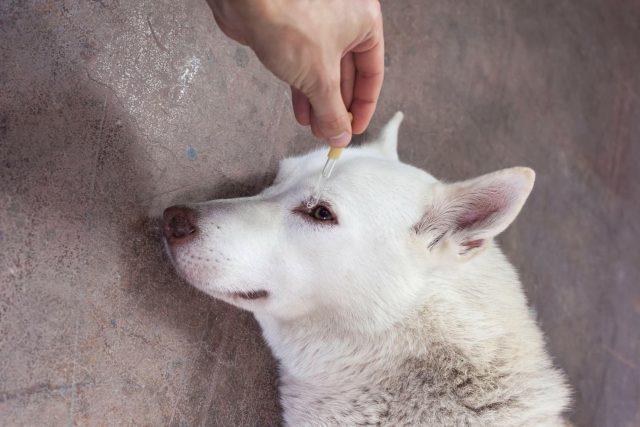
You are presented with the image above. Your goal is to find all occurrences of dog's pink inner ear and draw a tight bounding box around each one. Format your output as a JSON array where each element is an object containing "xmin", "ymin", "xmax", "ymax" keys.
[
  {"xmin": 461, "ymin": 238, "xmax": 484, "ymax": 249},
  {"xmin": 418, "ymin": 168, "xmax": 534, "ymax": 257},
  {"xmin": 454, "ymin": 188, "xmax": 508, "ymax": 231},
  {"xmin": 447, "ymin": 188, "xmax": 509, "ymax": 253}
]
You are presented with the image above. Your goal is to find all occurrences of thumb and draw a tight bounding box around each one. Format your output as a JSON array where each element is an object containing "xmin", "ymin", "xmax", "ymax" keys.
[{"xmin": 306, "ymin": 78, "xmax": 352, "ymax": 147}]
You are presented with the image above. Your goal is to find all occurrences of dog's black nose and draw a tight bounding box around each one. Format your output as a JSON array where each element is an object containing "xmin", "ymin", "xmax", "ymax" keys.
[{"xmin": 163, "ymin": 206, "xmax": 197, "ymax": 242}]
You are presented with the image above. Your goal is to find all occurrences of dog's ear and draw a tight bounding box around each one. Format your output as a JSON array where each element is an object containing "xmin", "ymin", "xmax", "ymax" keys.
[
  {"xmin": 372, "ymin": 111, "xmax": 404, "ymax": 160},
  {"xmin": 415, "ymin": 167, "xmax": 535, "ymax": 260}
]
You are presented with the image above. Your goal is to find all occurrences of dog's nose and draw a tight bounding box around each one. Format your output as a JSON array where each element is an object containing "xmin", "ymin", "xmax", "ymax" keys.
[{"xmin": 163, "ymin": 206, "xmax": 197, "ymax": 242}]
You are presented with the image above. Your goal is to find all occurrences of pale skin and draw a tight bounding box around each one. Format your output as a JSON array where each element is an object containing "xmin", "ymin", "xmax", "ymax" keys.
[{"xmin": 206, "ymin": 0, "xmax": 384, "ymax": 147}]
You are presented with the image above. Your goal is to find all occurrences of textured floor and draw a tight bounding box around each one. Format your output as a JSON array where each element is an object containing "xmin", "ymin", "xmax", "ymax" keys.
[{"xmin": 1, "ymin": 1, "xmax": 639, "ymax": 426}]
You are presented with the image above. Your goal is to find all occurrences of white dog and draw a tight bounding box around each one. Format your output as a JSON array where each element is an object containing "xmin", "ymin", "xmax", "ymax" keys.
[{"xmin": 163, "ymin": 112, "xmax": 570, "ymax": 426}]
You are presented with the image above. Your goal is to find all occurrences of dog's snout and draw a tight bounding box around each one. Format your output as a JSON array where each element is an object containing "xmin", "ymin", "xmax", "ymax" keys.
[{"xmin": 163, "ymin": 206, "xmax": 197, "ymax": 242}]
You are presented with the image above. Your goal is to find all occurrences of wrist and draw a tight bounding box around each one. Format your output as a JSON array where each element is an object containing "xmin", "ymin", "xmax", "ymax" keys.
[{"xmin": 207, "ymin": 0, "xmax": 281, "ymax": 42}]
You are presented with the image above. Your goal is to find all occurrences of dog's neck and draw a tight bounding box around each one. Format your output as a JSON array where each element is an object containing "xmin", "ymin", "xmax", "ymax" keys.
[
  {"xmin": 257, "ymin": 310, "xmax": 419, "ymax": 387},
  {"xmin": 255, "ymin": 247, "xmax": 526, "ymax": 388}
]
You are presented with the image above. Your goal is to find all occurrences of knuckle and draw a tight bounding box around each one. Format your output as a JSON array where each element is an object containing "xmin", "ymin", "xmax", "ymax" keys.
[
  {"xmin": 311, "ymin": 73, "xmax": 340, "ymax": 96},
  {"xmin": 294, "ymin": 62, "xmax": 336, "ymax": 97},
  {"xmin": 311, "ymin": 110, "xmax": 346, "ymax": 137},
  {"xmin": 319, "ymin": 115, "xmax": 344, "ymax": 131}
]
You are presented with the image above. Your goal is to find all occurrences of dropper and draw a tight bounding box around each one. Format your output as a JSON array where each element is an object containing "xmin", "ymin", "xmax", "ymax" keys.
[{"xmin": 307, "ymin": 113, "xmax": 352, "ymax": 208}]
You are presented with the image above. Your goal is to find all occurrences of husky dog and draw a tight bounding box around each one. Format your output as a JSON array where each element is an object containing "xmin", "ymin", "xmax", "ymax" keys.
[{"xmin": 163, "ymin": 112, "xmax": 570, "ymax": 426}]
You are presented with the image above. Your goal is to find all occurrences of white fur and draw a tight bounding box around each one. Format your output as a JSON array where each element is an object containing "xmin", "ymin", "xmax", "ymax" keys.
[{"xmin": 165, "ymin": 112, "xmax": 570, "ymax": 426}]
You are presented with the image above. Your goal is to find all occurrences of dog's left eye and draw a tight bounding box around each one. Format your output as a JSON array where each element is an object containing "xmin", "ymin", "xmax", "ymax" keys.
[{"xmin": 311, "ymin": 205, "xmax": 334, "ymax": 221}]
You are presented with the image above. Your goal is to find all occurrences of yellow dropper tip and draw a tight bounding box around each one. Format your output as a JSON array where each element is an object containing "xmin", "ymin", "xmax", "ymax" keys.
[{"xmin": 327, "ymin": 147, "xmax": 343, "ymax": 160}]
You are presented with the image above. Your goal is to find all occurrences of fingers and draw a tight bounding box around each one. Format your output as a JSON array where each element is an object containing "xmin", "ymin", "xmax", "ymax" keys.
[
  {"xmin": 302, "ymin": 55, "xmax": 354, "ymax": 146},
  {"xmin": 291, "ymin": 86, "xmax": 311, "ymax": 126},
  {"xmin": 306, "ymin": 75, "xmax": 352, "ymax": 147},
  {"xmin": 350, "ymin": 19, "xmax": 384, "ymax": 134},
  {"xmin": 286, "ymin": 0, "xmax": 383, "ymax": 145},
  {"xmin": 340, "ymin": 52, "xmax": 356, "ymax": 111}
]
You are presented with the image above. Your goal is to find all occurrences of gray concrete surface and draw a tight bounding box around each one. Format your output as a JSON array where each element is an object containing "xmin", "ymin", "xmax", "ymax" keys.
[{"xmin": 1, "ymin": 1, "xmax": 639, "ymax": 425}]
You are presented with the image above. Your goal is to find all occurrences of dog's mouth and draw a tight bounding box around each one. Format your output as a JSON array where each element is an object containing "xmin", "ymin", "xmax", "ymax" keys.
[{"xmin": 228, "ymin": 290, "xmax": 269, "ymax": 300}]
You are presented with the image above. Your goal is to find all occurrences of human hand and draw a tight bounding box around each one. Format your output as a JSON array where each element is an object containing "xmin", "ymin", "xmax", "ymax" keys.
[{"xmin": 207, "ymin": 0, "xmax": 384, "ymax": 147}]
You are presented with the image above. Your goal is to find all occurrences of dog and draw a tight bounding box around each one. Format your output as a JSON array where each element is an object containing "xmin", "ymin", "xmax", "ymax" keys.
[{"xmin": 163, "ymin": 112, "xmax": 570, "ymax": 426}]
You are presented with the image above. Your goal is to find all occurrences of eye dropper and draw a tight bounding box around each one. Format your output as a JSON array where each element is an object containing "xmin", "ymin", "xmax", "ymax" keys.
[{"xmin": 306, "ymin": 112, "xmax": 352, "ymax": 208}]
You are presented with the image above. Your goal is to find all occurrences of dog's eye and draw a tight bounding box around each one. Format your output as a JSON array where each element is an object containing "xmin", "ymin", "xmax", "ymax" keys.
[
  {"xmin": 292, "ymin": 203, "xmax": 338, "ymax": 225},
  {"xmin": 311, "ymin": 205, "xmax": 334, "ymax": 221}
]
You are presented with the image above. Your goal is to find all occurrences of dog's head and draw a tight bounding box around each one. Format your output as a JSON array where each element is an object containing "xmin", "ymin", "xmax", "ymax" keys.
[{"xmin": 164, "ymin": 112, "xmax": 534, "ymax": 330}]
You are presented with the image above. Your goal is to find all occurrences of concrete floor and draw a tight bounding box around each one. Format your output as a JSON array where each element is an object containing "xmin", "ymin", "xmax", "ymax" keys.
[{"xmin": 1, "ymin": 0, "xmax": 639, "ymax": 425}]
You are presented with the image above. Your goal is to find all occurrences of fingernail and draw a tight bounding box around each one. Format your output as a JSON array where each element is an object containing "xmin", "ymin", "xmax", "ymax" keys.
[{"xmin": 328, "ymin": 131, "xmax": 350, "ymax": 147}]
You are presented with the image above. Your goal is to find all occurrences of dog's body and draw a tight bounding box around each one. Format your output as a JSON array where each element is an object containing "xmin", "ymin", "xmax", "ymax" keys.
[{"xmin": 163, "ymin": 113, "xmax": 570, "ymax": 426}]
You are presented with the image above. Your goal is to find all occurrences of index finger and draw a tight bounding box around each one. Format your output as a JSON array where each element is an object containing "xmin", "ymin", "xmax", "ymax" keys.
[{"xmin": 350, "ymin": 22, "xmax": 384, "ymax": 134}]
